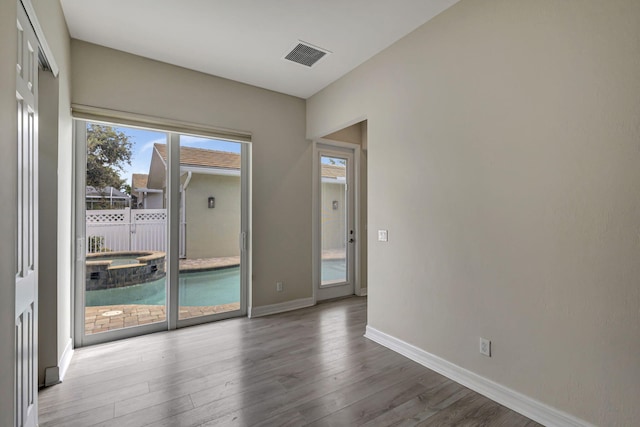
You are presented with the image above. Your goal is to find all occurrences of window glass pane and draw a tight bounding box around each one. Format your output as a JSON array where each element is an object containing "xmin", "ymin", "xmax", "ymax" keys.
[
  {"xmin": 84, "ymin": 124, "xmax": 168, "ymax": 334},
  {"xmin": 321, "ymin": 155, "xmax": 347, "ymax": 285},
  {"xmin": 177, "ymin": 136, "xmax": 242, "ymax": 320}
]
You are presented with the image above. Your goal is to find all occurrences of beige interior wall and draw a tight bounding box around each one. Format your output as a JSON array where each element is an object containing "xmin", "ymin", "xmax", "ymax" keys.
[
  {"xmin": 324, "ymin": 123, "xmax": 362, "ymax": 145},
  {"xmin": 71, "ymin": 40, "xmax": 310, "ymax": 307},
  {"xmin": 0, "ymin": 0, "xmax": 19, "ymax": 422},
  {"xmin": 31, "ymin": 0, "xmax": 73, "ymax": 386},
  {"xmin": 307, "ymin": 1, "xmax": 640, "ymax": 425},
  {"xmin": 185, "ymin": 174, "xmax": 241, "ymax": 259},
  {"xmin": 38, "ymin": 65, "xmax": 60, "ymax": 384}
]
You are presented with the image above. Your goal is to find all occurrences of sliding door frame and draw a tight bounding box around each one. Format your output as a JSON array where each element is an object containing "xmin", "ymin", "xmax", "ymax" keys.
[
  {"xmin": 73, "ymin": 118, "xmax": 250, "ymax": 347},
  {"xmin": 73, "ymin": 122, "xmax": 169, "ymax": 347},
  {"xmin": 173, "ymin": 136, "xmax": 250, "ymax": 329}
]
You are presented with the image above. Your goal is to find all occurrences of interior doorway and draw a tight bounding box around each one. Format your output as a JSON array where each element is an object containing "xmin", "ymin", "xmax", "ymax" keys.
[
  {"xmin": 313, "ymin": 139, "xmax": 366, "ymax": 301},
  {"xmin": 316, "ymin": 145, "xmax": 356, "ymax": 301},
  {"xmin": 314, "ymin": 129, "xmax": 369, "ymax": 301}
]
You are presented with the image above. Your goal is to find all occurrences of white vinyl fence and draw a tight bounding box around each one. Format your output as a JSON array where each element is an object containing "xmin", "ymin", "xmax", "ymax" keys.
[{"xmin": 86, "ymin": 208, "xmax": 166, "ymax": 254}]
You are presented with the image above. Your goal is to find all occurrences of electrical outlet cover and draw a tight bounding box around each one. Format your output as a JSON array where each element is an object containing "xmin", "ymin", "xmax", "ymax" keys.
[{"xmin": 480, "ymin": 337, "xmax": 491, "ymax": 357}]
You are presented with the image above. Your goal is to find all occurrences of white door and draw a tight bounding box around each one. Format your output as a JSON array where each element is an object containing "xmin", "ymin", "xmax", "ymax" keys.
[
  {"xmin": 15, "ymin": 3, "xmax": 39, "ymax": 426},
  {"xmin": 317, "ymin": 145, "xmax": 356, "ymax": 301}
]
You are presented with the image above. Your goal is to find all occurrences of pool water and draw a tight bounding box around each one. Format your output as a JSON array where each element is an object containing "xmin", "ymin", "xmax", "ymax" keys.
[
  {"xmin": 85, "ymin": 259, "xmax": 348, "ymax": 307},
  {"xmin": 109, "ymin": 257, "xmax": 140, "ymax": 266},
  {"xmin": 85, "ymin": 267, "xmax": 240, "ymax": 307},
  {"xmin": 179, "ymin": 268, "xmax": 240, "ymax": 306},
  {"xmin": 321, "ymin": 259, "xmax": 347, "ymax": 283}
]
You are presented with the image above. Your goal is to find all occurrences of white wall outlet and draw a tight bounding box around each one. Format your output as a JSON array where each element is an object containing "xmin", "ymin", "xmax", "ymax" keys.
[
  {"xmin": 480, "ymin": 337, "xmax": 491, "ymax": 357},
  {"xmin": 378, "ymin": 230, "xmax": 388, "ymax": 242},
  {"xmin": 276, "ymin": 281, "xmax": 283, "ymax": 292}
]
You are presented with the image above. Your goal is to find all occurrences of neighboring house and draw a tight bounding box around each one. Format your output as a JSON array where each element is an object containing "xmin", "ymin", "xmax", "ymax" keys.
[
  {"xmin": 85, "ymin": 186, "xmax": 130, "ymax": 209},
  {"xmin": 149, "ymin": 144, "xmax": 242, "ymax": 259},
  {"xmin": 131, "ymin": 173, "xmax": 163, "ymax": 209},
  {"xmin": 148, "ymin": 143, "xmax": 347, "ymax": 260},
  {"xmin": 320, "ymin": 164, "xmax": 347, "ymax": 252}
]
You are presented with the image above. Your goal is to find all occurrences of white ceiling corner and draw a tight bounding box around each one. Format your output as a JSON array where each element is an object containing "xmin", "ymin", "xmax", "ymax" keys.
[{"xmin": 59, "ymin": 0, "xmax": 460, "ymax": 99}]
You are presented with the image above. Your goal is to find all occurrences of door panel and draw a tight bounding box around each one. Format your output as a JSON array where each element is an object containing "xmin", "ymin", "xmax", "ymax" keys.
[
  {"xmin": 317, "ymin": 147, "xmax": 355, "ymax": 301},
  {"xmin": 16, "ymin": 3, "xmax": 39, "ymax": 426},
  {"xmin": 80, "ymin": 125, "xmax": 168, "ymax": 343},
  {"xmin": 177, "ymin": 137, "xmax": 243, "ymax": 322},
  {"xmin": 321, "ymin": 155, "xmax": 348, "ymax": 285}
]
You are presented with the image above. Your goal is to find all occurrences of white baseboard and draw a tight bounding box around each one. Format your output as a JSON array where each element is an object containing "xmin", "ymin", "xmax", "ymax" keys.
[
  {"xmin": 364, "ymin": 326, "xmax": 593, "ymax": 427},
  {"xmin": 249, "ymin": 297, "xmax": 315, "ymax": 318},
  {"xmin": 42, "ymin": 338, "xmax": 74, "ymax": 387},
  {"xmin": 58, "ymin": 338, "xmax": 74, "ymax": 382}
]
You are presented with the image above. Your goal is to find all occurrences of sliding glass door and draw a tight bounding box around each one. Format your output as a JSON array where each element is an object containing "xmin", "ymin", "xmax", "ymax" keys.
[
  {"xmin": 176, "ymin": 136, "xmax": 244, "ymax": 323},
  {"xmin": 74, "ymin": 120, "xmax": 248, "ymax": 346}
]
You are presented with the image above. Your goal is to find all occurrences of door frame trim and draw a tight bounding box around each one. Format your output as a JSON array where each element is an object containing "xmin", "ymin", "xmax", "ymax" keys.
[
  {"xmin": 312, "ymin": 139, "xmax": 363, "ymax": 303},
  {"xmin": 20, "ymin": 0, "xmax": 59, "ymax": 76}
]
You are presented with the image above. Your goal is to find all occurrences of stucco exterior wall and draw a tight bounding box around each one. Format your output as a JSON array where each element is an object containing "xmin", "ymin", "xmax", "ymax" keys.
[
  {"xmin": 184, "ymin": 174, "xmax": 241, "ymax": 259},
  {"xmin": 321, "ymin": 181, "xmax": 347, "ymax": 253}
]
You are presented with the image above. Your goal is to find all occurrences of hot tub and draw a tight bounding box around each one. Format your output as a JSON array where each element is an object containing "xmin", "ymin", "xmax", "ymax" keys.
[{"xmin": 85, "ymin": 251, "xmax": 166, "ymax": 291}]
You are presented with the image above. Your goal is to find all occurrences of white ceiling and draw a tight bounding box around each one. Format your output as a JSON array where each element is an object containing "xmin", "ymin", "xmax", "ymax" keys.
[{"xmin": 60, "ymin": 0, "xmax": 459, "ymax": 99}]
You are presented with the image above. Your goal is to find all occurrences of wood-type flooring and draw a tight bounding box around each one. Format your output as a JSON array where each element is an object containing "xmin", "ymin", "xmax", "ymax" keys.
[{"xmin": 39, "ymin": 297, "xmax": 541, "ymax": 426}]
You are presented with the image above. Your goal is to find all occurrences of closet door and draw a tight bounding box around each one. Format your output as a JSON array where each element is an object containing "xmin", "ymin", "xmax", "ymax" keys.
[{"xmin": 15, "ymin": 2, "xmax": 39, "ymax": 426}]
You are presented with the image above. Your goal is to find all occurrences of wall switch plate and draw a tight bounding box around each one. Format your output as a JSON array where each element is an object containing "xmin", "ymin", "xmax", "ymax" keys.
[
  {"xmin": 480, "ymin": 337, "xmax": 491, "ymax": 357},
  {"xmin": 378, "ymin": 230, "xmax": 388, "ymax": 242},
  {"xmin": 276, "ymin": 282, "xmax": 283, "ymax": 292}
]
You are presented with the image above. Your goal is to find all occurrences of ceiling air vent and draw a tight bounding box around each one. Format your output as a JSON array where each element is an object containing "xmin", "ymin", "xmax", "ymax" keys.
[{"xmin": 284, "ymin": 41, "xmax": 330, "ymax": 67}]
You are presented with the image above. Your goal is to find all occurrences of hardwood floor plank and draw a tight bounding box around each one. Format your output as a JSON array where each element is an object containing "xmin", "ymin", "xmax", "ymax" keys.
[
  {"xmin": 364, "ymin": 381, "xmax": 473, "ymax": 427},
  {"xmin": 307, "ymin": 371, "xmax": 456, "ymax": 426},
  {"xmin": 39, "ymin": 402, "xmax": 115, "ymax": 427},
  {"xmin": 417, "ymin": 392, "xmax": 510, "ymax": 426},
  {"xmin": 93, "ymin": 395, "xmax": 194, "ymax": 427},
  {"xmin": 114, "ymin": 388, "xmax": 192, "ymax": 418},
  {"xmin": 38, "ymin": 382, "xmax": 148, "ymax": 425},
  {"xmin": 217, "ymin": 352, "xmax": 421, "ymax": 426},
  {"xmin": 39, "ymin": 297, "xmax": 541, "ymax": 427},
  {"xmin": 202, "ymin": 410, "xmax": 308, "ymax": 427},
  {"xmin": 290, "ymin": 363, "xmax": 427, "ymax": 424}
]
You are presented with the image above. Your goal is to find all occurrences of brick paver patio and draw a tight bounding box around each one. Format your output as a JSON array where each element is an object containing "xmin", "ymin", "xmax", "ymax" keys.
[
  {"xmin": 84, "ymin": 256, "xmax": 241, "ymax": 335},
  {"xmin": 84, "ymin": 254, "xmax": 346, "ymax": 335},
  {"xmin": 85, "ymin": 302, "xmax": 241, "ymax": 334}
]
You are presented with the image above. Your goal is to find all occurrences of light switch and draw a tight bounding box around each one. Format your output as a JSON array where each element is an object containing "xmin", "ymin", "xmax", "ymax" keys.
[{"xmin": 378, "ymin": 230, "xmax": 388, "ymax": 242}]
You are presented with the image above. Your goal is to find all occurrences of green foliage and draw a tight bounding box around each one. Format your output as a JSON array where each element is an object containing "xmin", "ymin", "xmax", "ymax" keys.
[
  {"xmin": 88, "ymin": 236, "xmax": 108, "ymax": 253},
  {"xmin": 86, "ymin": 124, "xmax": 133, "ymax": 191}
]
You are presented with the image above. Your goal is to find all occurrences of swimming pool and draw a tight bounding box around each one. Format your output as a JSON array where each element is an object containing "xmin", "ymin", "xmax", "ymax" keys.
[
  {"xmin": 85, "ymin": 267, "xmax": 240, "ymax": 307},
  {"xmin": 108, "ymin": 257, "xmax": 140, "ymax": 266},
  {"xmin": 321, "ymin": 259, "xmax": 347, "ymax": 283},
  {"xmin": 85, "ymin": 260, "xmax": 348, "ymax": 307}
]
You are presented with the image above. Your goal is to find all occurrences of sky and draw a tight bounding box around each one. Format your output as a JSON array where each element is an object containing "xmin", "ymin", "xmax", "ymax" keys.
[{"xmin": 105, "ymin": 125, "xmax": 242, "ymax": 186}]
